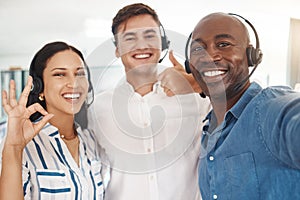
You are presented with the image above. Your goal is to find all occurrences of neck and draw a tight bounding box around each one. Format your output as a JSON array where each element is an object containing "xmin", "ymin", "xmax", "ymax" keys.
[
  {"xmin": 134, "ymin": 83, "xmax": 155, "ymax": 96},
  {"xmin": 49, "ymin": 113, "xmax": 76, "ymax": 139},
  {"xmin": 209, "ymin": 82, "xmax": 250, "ymax": 126},
  {"xmin": 127, "ymin": 73, "xmax": 157, "ymax": 96}
]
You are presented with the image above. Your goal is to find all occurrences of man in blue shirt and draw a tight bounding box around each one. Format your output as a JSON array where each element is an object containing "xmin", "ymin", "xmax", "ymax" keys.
[{"xmin": 186, "ymin": 12, "xmax": 300, "ymax": 199}]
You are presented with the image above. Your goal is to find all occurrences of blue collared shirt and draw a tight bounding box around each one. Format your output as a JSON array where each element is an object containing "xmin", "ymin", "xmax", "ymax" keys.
[{"xmin": 199, "ymin": 82, "xmax": 300, "ymax": 200}]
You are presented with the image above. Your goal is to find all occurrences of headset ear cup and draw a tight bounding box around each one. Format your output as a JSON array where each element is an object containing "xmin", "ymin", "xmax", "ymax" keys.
[
  {"xmin": 246, "ymin": 45, "xmax": 257, "ymax": 67},
  {"xmin": 161, "ymin": 36, "xmax": 170, "ymax": 51},
  {"xmin": 185, "ymin": 60, "xmax": 191, "ymax": 74},
  {"xmin": 27, "ymin": 76, "xmax": 45, "ymax": 122},
  {"xmin": 31, "ymin": 77, "xmax": 43, "ymax": 95},
  {"xmin": 256, "ymin": 48, "xmax": 263, "ymax": 65}
]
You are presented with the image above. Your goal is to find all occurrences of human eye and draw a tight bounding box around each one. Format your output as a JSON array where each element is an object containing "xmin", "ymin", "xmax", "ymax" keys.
[
  {"xmin": 76, "ymin": 69, "xmax": 86, "ymax": 76},
  {"xmin": 123, "ymin": 35, "xmax": 136, "ymax": 42},
  {"xmin": 145, "ymin": 33, "xmax": 157, "ymax": 39},
  {"xmin": 190, "ymin": 44, "xmax": 205, "ymax": 55},
  {"xmin": 217, "ymin": 41, "xmax": 231, "ymax": 48},
  {"xmin": 53, "ymin": 72, "xmax": 65, "ymax": 77}
]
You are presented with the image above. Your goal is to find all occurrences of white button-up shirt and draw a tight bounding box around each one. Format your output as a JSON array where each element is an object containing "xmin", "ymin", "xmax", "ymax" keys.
[{"xmin": 88, "ymin": 82, "xmax": 210, "ymax": 200}]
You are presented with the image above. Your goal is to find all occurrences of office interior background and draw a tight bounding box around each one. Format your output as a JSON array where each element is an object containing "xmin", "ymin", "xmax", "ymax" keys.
[{"xmin": 0, "ymin": 0, "xmax": 300, "ymax": 139}]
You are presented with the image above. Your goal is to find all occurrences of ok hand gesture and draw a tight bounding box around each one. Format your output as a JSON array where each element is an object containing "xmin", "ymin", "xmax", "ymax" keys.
[{"xmin": 1, "ymin": 76, "xmax": 53, "ymax": 149}]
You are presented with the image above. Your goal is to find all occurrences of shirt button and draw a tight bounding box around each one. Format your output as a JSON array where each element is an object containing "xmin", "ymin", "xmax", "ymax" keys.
[
  {"xmin": 209, "ymin": 156, "xmax": 214, "ymax": 161},
  {"xmin": 213, "ymin": 194, "xmax": 218, "ymax": 199},
  {"xmin": 147, "ymin": 148, "xmax": 152, "ymax": 153}
]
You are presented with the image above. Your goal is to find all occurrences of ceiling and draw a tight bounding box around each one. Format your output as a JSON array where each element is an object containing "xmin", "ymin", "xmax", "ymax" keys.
[{"xmin": 1, "ymin": 0, "xmax": 300, "ymax": 67}]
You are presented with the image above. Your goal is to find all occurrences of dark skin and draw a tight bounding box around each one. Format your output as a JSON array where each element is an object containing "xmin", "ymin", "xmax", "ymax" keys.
[{"xmin": 189, "ymin": 13, "xmax": 251, "ymax": 125}]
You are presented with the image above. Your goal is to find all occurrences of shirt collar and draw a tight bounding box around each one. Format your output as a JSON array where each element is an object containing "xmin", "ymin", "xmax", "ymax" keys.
[
  {"xmin": 123, "ymin": 80, "xmax": 164, "ymax": 95},
  {"xmin": 43, "ymin": 123, "xmax": 59, "ymax": 138},
  {"xmin": 229, "ymin": 82, "xmax": 262, "ymax": 119},
  {"xmin": 42, "ymin": 122, "xmax": 82, "ymax": 138},
  {"xmin": 203, "ymin": 82, "xmax": 262, "ymax": 128}
]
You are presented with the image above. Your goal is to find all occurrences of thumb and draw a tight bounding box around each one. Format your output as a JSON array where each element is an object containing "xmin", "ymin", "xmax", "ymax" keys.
[
  {"xmin": 169, "ymin": 50, "xmax": 183, "ymax": 70},
  {"xmin": 33, "ymin": 113, "xmax": 54, "ymax": 134}
]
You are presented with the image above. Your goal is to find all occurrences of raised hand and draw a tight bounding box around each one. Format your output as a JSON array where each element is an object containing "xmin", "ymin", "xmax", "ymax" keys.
[
  {"xmin": 1, "ymin": 76, "xmax": 53, "ymax": 149},
  {"xmin": 158, "ymin": 50, "xmax": 198, "ymax": 96}
]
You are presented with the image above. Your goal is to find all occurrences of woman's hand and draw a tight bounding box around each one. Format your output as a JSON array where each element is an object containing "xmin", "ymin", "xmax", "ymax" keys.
[{"xmin": 1, "ymin": 76, "xmax": 53, "ymax": 149}]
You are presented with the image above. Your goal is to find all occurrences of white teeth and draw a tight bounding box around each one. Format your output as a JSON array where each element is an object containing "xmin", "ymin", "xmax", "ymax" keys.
[
  {"xmin": 204, "ymin": 71, "xmax": 225, "ymax": 77},
  {"xmin": 134, "ymin": 54, "xmax": 150, "ymax": 59},
  {"xmin": 63, "ymin": 93, "xmax": 80, "ymax": 99}
]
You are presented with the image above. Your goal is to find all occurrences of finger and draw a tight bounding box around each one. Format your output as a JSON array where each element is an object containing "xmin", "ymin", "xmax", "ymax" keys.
[
  {"xmin": 33, "ymin": 113, "xmax": 54, "ymax": 134},
  {"xmin": 164, "ymin": 87, "xmax": 175, "ymax": 97},
  {"xmin": 2, "ymin": 90, "xmax": 12, "ymax": 113},
  {"xmin": 166, "ymin": 91, "xmax": 175, "ymax": 97},
  {"xmin": 9, "ymin": 79, "xmax": 18, "ymax": 107},
  {"xmin": 19, "ymin": 76, "xmax": 33, "ymax": 107},
  {"xmin": 169, "ymin": 50, "xmax": 183, "ymax": 70},
  {"xmin": 157, "ymin": 69, "xmax": 167, "ymax": 82},
  {"xmin": 33, "ymin": 114, "xmax": 54, "ymax": 134},
  {"xmin": 26, "ymin": 103, "xmax": 48, "ymax": 118}
]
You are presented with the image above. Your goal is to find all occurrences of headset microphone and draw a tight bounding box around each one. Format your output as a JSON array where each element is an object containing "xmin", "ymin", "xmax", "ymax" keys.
[
  {"xmin": 227, "ymin": 13, "xmax": 263, "ymax": 91},
  {"xmin": 233, "ymin": 58, "xmax": 261, "ymax": 91}
]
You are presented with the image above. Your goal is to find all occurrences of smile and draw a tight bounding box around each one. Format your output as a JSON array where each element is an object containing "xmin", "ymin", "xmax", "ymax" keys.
[
  {"xmin": 62, "ymin": 93, "xmax": 81, "ymax": 99},
  {"xmin": 133, "ymin": 53, "xmax": 151, "ymax": 59},
  {"xmin": 203, "ymin": 70, "xmax": 226, "ymax": 77}
]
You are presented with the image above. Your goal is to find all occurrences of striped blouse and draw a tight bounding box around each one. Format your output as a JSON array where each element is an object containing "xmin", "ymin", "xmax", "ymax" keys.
[{"xmin": 0, "ymin": 123, "xmax": 110, "ymax": 200}]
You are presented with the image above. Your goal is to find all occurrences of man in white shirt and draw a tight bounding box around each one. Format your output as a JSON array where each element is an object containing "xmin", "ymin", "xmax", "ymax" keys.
[{"xmin": 88, "ymin": 3, "xmax": 210, "ymax": 200}]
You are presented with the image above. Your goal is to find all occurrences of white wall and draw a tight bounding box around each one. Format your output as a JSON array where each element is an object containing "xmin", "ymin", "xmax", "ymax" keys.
[{"xmin": 1, "ymin": 0, "xmax": 299, "ymax": 87}]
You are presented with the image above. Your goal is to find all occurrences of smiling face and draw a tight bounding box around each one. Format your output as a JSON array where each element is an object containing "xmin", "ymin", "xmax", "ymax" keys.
[
  {"xmin": 189, "ymin": 13, "xmax": 251, "ymax": 102},
  {"xmin": 42, "ymin": 50, "xmax": 88, "ymax": 117},
  {"xmin": 115, "ymin": 14, "xmax": 161, "ymax": 73}
]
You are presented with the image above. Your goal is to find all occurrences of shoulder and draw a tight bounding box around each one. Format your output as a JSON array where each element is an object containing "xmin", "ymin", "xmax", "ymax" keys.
[
  {"xmin": 77, "ymin": 126, "xmax": 97, "ymax": 145},
  {"xmin": 93, "ymin": 83, "xmax": 132, "ymax": 105},
  {"xmin": 253, "ymin": 85, "xmax": 300, "ymax": 124},
  {"xmin": 176, "ymin": 93, "xmax": 211, "ymax": 115},
  {"xmin": 262, "ymin": 85, "xmax": 294, "ymax": 95},
  {"xmin": 258, "ymin": 85, "xmax": 299, "ymax": 104}
]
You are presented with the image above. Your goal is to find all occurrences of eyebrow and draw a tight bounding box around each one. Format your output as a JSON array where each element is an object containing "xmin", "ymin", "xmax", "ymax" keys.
[
  {"xmin": 191, "ymin": 38, "xmax": 204, "ymax": 46},
  {"xmin": 215, "ymin": 33, "xmax": 235, "ymax": 40},
  {"xmin": 122, "ymin": 32, "xmax": 135, "ymax": 38},
  {"xmin": 121, "ymin": 28, "xmax": 158, "ymax": 38},
  {"xmin": 191, "ymin": 33, "xmax": 235, "ymax": 45},
  {"xmin": 50, "ymin": 67, "xmax": 84, "ymax": 71},
  {"xmin": 143, "ymin": 28, "xmax": 157, "ymax": 35}
]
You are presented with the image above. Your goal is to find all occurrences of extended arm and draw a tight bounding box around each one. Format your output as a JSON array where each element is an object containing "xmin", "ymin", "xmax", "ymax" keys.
[
  {"xmin": 263, "ymin": 92, "xmax": 300, "ymax": 169},
  {"xmin": 0, "ymin": 77, "xmax": 53, "ymax": 200}
]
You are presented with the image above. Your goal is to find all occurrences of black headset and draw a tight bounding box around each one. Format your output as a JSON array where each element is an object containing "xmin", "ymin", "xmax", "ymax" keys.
[
  {"xmin": 158, "ymin": 22, "xmax": 170, "ymax": 63},
  {"xmin": 159, "ymin": 22, "xmax": 170, "ymax": 52},
  {"xmin": 28, "ymin": 61, "xmax": 94, "ymax": 122},
  {"xmin": 184, "ymin": 13, "xmax": 263, "ymax": 74},
  {"xmin": 29, "ymin": 68, "xmax": 43, "ymax": 95}
]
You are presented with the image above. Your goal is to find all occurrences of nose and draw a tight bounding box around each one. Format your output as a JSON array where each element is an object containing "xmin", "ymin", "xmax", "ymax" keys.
[
  {"xmin": 135, "ymin": 37, "xmax": 149, "ymax": 50},
  {"xmin": 66, "ymin": 75, "xmax": 78, "ymax": 88},
  {"xmin": 203, "ymin": 45, "xmax": 222, "ymax": 63}
]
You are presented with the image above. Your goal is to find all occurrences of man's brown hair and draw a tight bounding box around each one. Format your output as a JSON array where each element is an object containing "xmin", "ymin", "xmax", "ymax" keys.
[{"xmin": 112, "ymin": 3, "xmax": 160, "ymax": 36}]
